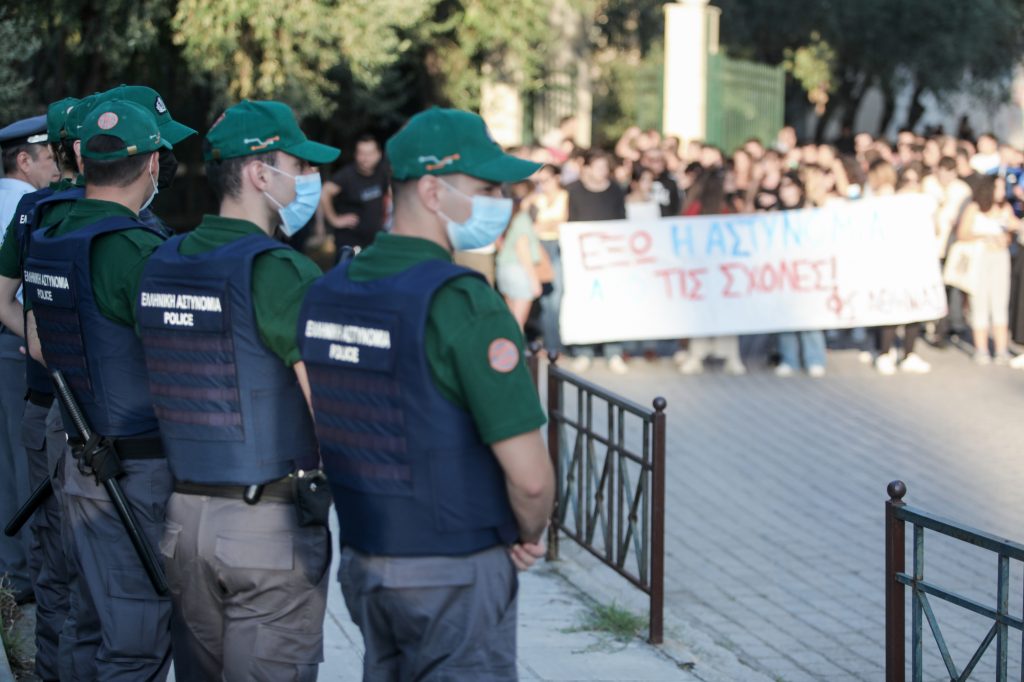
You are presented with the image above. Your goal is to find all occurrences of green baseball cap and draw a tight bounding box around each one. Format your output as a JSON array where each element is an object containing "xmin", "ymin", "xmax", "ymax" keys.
[
  {"xmin": 386, "ymin": 107, "xmax": 540, "ymax": 183},
  {"xmin": 96, "ymin": 85, "xmax": 196, "ymax": 145},
  {"xmin": 204, "ymin": 100, "xmax": 339, "ymax": 164},
  {"xmin": 64, "ymin": 93, "xmax": 106, "ymax": 142},
  {"xmin": 79, "ymin": 99, "xmax": 172, "ymax": 160},
  {"xmin": 47, "ymin": 97, "xmax": 80, "ymax": 142}
]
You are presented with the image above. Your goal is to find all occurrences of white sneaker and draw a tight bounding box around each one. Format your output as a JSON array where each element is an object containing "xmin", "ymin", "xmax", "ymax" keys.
[
  {"xmin": 724, "ymin": 359, "xmax": 747, "ymax": 375},
  {"xmin": 774, "ymin": 363, "xmax": 795, "ymax": 377},
  {"xmin": 899, "ymin": 353, "xmax": 931, "ymax": 374},
  {"xmin": 974, "ymin": 352, "xmax": 992, "ymax": 366},
  {"xmin": 608, "ymin": 355, "xmax": 629, "ymax": 375},
  {"xmin": 875, "ymin": 353, "xmax": 896, "ymax": 375},
  {"xmin": 807, "ymin": 365, "xmax": 826, "ymax": 378},
  {"xmin": 569, "ymin": 355, "xmax": 591, "ymax": 373},
  {"xmin": 679, "ymin": 357, "xmax": 704, "ymax": 375},
  {"xmin": 672, "ymin": 350, "xmax": 689, "ymax": 366},
  {"xmin": 857, "ymin": 351, "xmax": 874, "ymax": 365},
  {"xmin": 994, "ymin": 353, "xmax": 1011, "ymax": 366},
  {"xmin": 1010, "ymin": 354, "xmax": 1024, "ymax": 369}
]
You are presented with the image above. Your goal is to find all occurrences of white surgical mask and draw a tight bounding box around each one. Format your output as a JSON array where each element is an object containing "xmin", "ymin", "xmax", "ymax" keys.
[
  {"xmin": 140, "ymin": 165, "xmax": 159, "ymax": 212},
  {"xmin": 438, "ymin": 179, "xmax": 512, "ymax": 251}
]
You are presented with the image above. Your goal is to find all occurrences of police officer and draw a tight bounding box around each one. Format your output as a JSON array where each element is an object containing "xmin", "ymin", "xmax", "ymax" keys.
[
  {"xmin": 0, "ymin": 114, "xmax": 57, "ymax": 607},
  {"xmin": 137, "ymin": 100, "xmax": 338, "ymax": 680},
  {"xmin": 298, "ymin": 107, "xmax": 556, "ymax": 679},
  {"xmin": 0, "ymin": 98, "xmax": 81, "ymax": 681},
  {"xmin": 24, "ymin": 98, "xmax": 189, "ymax": 681}
]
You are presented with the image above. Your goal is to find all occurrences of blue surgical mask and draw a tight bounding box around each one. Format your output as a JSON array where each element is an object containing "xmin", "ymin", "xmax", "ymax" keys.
[
  {"xmin": 263, "ymin": 164, "xmax": 322, "ymax": 237},
  {"xmin": 439, "ymin": 179, "xmax": 513, "ymax": 251}
]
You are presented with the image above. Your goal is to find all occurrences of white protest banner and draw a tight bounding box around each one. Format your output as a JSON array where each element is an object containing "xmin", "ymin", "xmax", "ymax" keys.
[{"xmin": 558, "ymin": 194, "xmax": 948, "ymax": 344}]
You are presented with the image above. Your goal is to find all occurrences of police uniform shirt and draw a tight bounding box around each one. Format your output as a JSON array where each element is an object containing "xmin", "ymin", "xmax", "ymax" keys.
[
  {"xmin": 348, "ymin": 232, "xmax": 546, "ymax": 444},
  {"xmin": 176, "ymin": 215, "xmax": 323, "ymax": 365},
  {"xmin": 25, "ymin": 199, "xmax": 162, "ymax": 326},
  {"xmin": 0, "ymin": 176, "xmax": 84, "ymax": 282},
  {"xmin": 0, "ymin": 177, "xmax": 36, "ymax": 239}
]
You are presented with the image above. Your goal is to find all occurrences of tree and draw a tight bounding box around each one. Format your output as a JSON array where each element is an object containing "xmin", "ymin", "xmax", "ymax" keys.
[
  {"xmin": 0, "ymin": 8, "xmax": 39, "ymax": 120},
  {"xmin": 713, "ymin": 0, "xmax": 1024, "ymax": 139}
]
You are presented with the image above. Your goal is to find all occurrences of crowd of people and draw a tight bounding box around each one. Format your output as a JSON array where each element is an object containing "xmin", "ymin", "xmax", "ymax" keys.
[{"xmin": 432, "ymin": 118, "xmax": 1024, "ymax": 377}]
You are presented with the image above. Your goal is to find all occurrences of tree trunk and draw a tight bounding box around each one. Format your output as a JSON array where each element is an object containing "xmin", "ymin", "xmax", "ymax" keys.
[
  {"xmin": 876, "ymin": 81, "xmax": 897, "ymax": 139},
  {"xmin": 904, "ymin": 82, "xmax": 927, "ymax": 131}
]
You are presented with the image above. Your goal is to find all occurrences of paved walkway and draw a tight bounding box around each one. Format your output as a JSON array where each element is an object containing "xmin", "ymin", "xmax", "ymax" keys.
[{"xmin": 566, "ymin": 343, "xmax": 1024, "ymax": 681}]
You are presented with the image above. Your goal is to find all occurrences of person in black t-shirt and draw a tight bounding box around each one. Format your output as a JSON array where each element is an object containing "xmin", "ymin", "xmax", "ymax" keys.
[
  {"xmin": 320, "ymin": 134, "xmax": 389, "ymax": 258},
  {"xmin": 564, "ymin": 150, "xmax": 629, "ymax": 373}
]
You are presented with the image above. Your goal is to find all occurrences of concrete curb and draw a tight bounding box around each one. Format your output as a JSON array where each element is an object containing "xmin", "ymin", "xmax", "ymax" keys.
[{"xmin": 548, "ymin": 545, "xmax": 774, "ymax": 682}]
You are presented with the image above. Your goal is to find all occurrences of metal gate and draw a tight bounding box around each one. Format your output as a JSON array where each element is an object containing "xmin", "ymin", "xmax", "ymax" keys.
[{"xmin": 705, "ymin": 53, "xmax": 785, "ymax": 153}]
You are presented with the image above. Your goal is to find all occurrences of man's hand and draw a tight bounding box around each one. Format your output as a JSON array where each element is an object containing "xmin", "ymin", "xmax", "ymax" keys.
[
  {"xmin": 509, "ymin": 540, "xmax": 546, "ymax": 571},
  {"xmin": 332, "ymin": 213, "xmax": 359, "ymax": 229}
]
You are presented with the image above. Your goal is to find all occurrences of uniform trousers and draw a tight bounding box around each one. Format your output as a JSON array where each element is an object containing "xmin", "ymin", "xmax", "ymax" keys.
[
  {"xmin": 0, "ymin": 334, "xmax": 29, "ymax": 597},
  {"xmin": 24, "ymin": 400, "xmax": 71, "ymax": 681},
  {"xmin": 161, "ymin": 492, "xmax": 330, "ymax": 682},
  {"xmin": 62, "ymin": 450, "xmax": 173, "ymax": 681},
  {"xmin": 339, "ymin": 544, "xmax": 519, "ymax": 682}
]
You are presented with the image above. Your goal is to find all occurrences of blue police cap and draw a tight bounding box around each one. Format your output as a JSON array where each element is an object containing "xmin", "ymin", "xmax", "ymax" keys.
[{"xmin": 0, "ymin": 115, "xmax": 48, "ymax": 148}]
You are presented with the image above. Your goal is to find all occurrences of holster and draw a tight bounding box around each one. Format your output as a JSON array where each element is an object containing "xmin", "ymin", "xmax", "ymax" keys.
[{"xmin": 294, "ymin": 469, "xmax": 332, "ymax": 527}]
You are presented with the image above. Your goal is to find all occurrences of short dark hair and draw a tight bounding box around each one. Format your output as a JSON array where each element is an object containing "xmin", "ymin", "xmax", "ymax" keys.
[
  {"xmin": 938, "ymin": 156, "xmax": 958, "ymax": 172},
  {"xmin": 583, "ymin": 149, "xmax": 612, "ymax": 167},
  {"xmin": 355, "ymin": 134, "xmax": 379, "ymax": 148},
  {"xmin": 82, "ymin": 135, "xmax": 151, "ymax": 187},
  {"xmin": 204, "ymin": 148, "xmax": 277, "ymax": 200},
  {"xmin": 50, "ymin": 141, "xmax": 79, "ymax": 176},
  {"xmin": 974, "ymin": 175, "xmax": 996, "ymax": 212},
  {"xmin": 1, "ymin": 143, "xmax": 41, "ymax": 176}
]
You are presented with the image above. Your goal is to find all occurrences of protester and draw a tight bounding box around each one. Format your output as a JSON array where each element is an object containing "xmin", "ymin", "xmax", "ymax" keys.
[
  {"xmin": 496, "ymin": 180, "xmax": 544, "ymax": 329},
  {"xmin": 564, "ymin": 149, "xmax": 628, "ymax": 373},
  {"xmin": 319, "ymin": 133, "xmax": 389, "ymax": 258},
  {"xmin": 957, "ymin": 176, "xmax": 1017, "ymax": 363},
  {"xmin": 772, "ymin": 173, "xmax": 828, "ymax": 377}
]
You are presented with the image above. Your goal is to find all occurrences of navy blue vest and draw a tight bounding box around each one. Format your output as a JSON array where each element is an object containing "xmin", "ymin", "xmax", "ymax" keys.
[
  {"xmin": 24, "ymin": 211, "xmax": 163, "ymax": 437},
  {"xmin": 137, "ymin": 233, "xmax": 318, "ymax": 485},
  {"xmin": 298, "ymin": 259, "xmax": 518, "ymax": 556},
  {"xmin": 11, "ymin": 187, "xmax": 83, "ymax": 394}
]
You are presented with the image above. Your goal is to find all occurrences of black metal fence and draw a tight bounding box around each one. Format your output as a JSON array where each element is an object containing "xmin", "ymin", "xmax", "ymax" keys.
[
  {"xmin": 886, "ymin": 480, "xmax": 1024, "ymax": 681},
  {"xmin": 532, "ymin": 349, "xmax": 667, "ymax": 644}
]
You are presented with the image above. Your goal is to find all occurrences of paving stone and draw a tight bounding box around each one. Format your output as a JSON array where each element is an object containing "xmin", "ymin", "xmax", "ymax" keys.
[{"xmin": 548, "ymin": 345, "xmax": 1024, "ymax": 681}]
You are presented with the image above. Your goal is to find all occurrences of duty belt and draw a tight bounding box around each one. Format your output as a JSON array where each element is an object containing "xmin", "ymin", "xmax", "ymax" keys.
[
  {"xmin": 26, "ymin": 389, "xmax": 54, "ymax": 408},
  {"xmin": 68, "ymin": 435, "xmax": 165, "ymax": 460},
  {"xmin": 174, "ymin": 476, "xmax": 295, "ymax": 503}
]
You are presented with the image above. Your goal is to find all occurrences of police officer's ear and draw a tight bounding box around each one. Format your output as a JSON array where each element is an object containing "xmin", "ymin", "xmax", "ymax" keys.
[
  {"xmin": 417, "ymin": 174, "xmax": 442, "ymax": 213},
  {"xmin": 73, "ymin": 140, "xmax": 83, "ymax": 171},
  {"xmin": 244, "ymin": 157, "xmax": 274, "ymax": 193}
]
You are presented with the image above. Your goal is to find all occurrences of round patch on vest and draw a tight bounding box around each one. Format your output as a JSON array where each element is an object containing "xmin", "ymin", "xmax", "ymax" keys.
[
  {"xmin": 96, "ymin": 112, "xmax": 119, "ymax": 130},
  {"xmin": 488, "ymin": 338, "xmax": 519, "ymax": 373}
]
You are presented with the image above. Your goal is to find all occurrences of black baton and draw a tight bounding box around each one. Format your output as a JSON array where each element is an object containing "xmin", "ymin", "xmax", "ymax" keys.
[
  {"xmin": 4, "ymin": 478, "xmax": 53, "ymax": 537},
  {"xmin": 52, "ymin": 370, "xmax": 169, "ymax": 596}
]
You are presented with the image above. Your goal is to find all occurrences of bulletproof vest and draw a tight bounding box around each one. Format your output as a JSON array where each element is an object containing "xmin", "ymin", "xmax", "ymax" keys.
[
  {"xmin": 137, "ymin": 233, "xmax": 318, "ymax": 485},
  {"xmin": 298, "ymin": 259, "xmax": 518, "ymax": 556},
  {"xmin": 24, "ymin": 211, "xmax": 163, "ymax": 437},
  {"xmin": 11, "ymin": 186, "xmax": 82, "ymax": 394}
]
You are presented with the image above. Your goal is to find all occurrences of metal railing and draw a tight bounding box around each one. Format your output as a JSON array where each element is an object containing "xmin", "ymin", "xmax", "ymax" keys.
[
  {"xmin": 886, "ymin": 480, "xmax": 1024, "ymax": 681},
  {"xmin": 534, "ymin": 349, "xmax": 667, "ymax": 644}
]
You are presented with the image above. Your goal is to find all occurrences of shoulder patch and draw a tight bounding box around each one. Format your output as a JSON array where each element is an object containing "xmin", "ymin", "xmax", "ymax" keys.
[{"xmin": 488, "ymin": 338, "xmax": 519, "ymax": 373}]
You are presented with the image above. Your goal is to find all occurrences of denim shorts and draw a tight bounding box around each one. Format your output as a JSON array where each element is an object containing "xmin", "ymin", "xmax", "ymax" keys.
[{"xmin": 496, "ymin": 264, "xmax": 534, "ymax": 301}]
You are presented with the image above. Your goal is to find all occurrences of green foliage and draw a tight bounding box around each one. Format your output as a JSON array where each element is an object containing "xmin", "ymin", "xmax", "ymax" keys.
[
  {"xmin": 783, "ymin": 32, "xmax": 835, "ymax": 114},
  {"xmin": 592, "ymin": 44, "xmax": 663, "ymax": 146},
  {"xmin": 714, "ymin": 0, "xmax": 1024, "ymax": 130},
  {"xmin": 0, "ymin": 8, "xmax": 39, "ymax": 120},
  {"xmin": 172, "ymin": 0, "xmax": 348, "ymax": 118}
]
